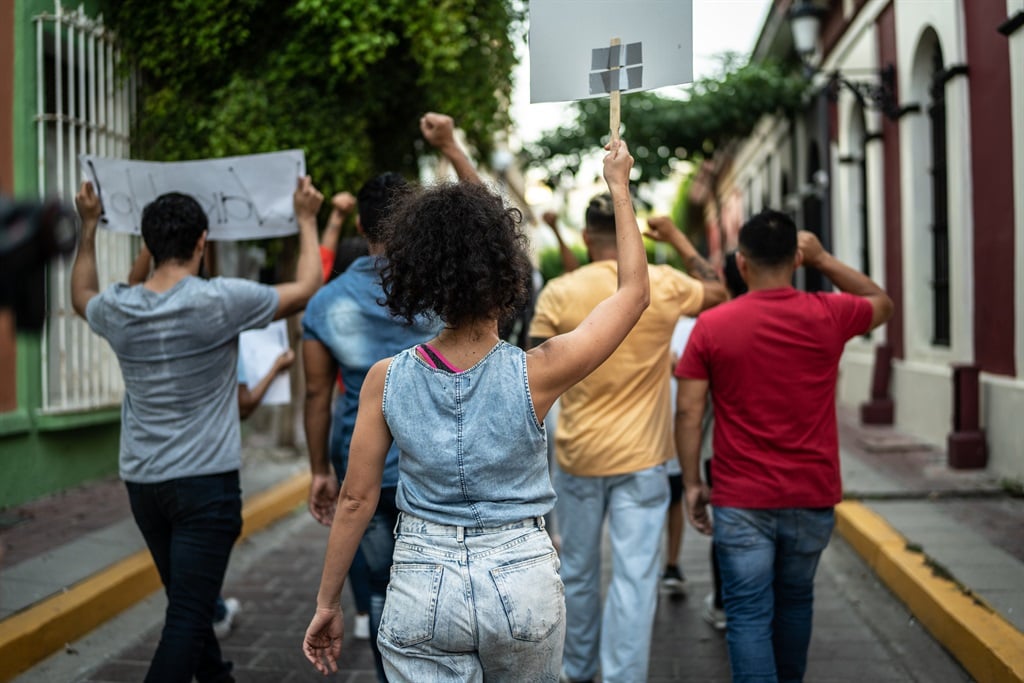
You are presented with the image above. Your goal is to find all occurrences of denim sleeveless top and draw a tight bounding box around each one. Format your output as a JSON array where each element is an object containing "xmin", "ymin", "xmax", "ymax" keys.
[{"xmin": 382, "ymin": 340, "xmax": 555, "ymax": 528}]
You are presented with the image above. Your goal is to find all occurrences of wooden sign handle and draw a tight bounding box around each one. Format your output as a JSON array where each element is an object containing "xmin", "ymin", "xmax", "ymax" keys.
[{"xmin": 609, "ymin": 37, "xmax": 621, "ymax": 142}]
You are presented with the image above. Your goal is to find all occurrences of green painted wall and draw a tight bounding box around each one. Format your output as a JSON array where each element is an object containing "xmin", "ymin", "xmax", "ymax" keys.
[{"xmin": 1, "ymin": 0, "xmax": 121, "ymax": 510}]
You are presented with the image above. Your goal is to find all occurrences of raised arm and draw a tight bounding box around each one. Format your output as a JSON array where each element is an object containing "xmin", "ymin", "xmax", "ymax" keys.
[
  {"xmin": 543, "ymin": 210, "xmax": 580, "ymax": 273},
  {"xmin": 71, "ymin": 182, "xmax": 102, "ymax": 319},
  {"xmin": 798, "ymin": 231, "xmax": 893, "ymax": 330},
  {"xmin": 420, "ymin": 112, "xmax": 482, "ymax": 185},
  {"xmin": 273, "ymin": 176, "xmax": 324, "ymax": 319},
  {"xmin": 645, "ymin": 216, "xmax": 726, "ymax": 309},
  {"xmin": 526, "ymin": 139, "xmax": 650, "ymax": 418},
  {"xmin": 320, "ymin": 192, "xmax": 355, "ymax": 281},
  {"xmin": 302, "ymin": 358, "xmax": 392, "ymax": 676},
  {"xmin": 302, "ymin": 338, "xmax": 340, "ymax": 526}
]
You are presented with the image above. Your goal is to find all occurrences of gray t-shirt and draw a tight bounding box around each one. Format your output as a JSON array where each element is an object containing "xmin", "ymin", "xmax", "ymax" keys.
[{"xmin": 86, "ymin": 276, "xmax": 279, "ymax": 483}]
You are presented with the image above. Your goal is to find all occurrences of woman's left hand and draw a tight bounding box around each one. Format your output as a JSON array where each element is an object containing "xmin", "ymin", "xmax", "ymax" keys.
[{"xmin": 302, "ymin": 607, "xmax": 344, "ymax": 675}]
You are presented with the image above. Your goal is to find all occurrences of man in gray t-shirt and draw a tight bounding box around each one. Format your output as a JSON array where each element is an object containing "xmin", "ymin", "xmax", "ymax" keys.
[{"xmin": 71, "ymin": 178, "xmax": 323, "ymax": 683}]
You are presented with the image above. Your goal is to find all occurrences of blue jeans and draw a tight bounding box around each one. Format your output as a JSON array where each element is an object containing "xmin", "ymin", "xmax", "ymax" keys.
[
  {"xmin": 713, "ymin": 506, "xmax": 836, "ymax": 683},
  {"xmin": 360, "ymin": 486, "xmax": 399, "ymax": 683},
  {"xmin": 378, "ymin": 513, "xmax": 564, "ymax": 682},
  {"xmin": 126, "ymin": 471, "xmax": 242, "ymax": 683},
  {"xmin": 555, "ymin": 464, "xmax": 669, "ymax": 683}
]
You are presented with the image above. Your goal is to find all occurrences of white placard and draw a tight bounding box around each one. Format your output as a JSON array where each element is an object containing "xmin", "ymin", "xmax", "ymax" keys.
[
  {"xmin": 238, "ymin": 320, "xmax": 291, "ymax": 406},
  {"xmin": 528, "ymin": 0, "xmax": 693, "ymax": 103},
  {"xmin": 79, "ymin": 150, "xmax": 306, "ymax": 241}
]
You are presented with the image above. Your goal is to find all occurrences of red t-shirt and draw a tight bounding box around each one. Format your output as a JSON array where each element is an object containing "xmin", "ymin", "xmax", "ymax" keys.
[{"xmin": 674, "ymin": 288, "xmax": 873, "ymax": 508}]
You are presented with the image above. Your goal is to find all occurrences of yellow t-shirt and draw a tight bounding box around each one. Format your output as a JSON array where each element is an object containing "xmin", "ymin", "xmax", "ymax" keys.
[{"xmin": 530, "ymin": 260, "xmax": 705, "ymax": 476}]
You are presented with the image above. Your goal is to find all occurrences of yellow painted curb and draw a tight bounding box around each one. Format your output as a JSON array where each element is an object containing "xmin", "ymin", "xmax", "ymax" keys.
[
  {"xmin": 0, "ymin": 470, "xmax": 311, "ymax": 682},
  {"xmin": 836, "ymin": 500, "xmax": 1024, "ymax": 683}
]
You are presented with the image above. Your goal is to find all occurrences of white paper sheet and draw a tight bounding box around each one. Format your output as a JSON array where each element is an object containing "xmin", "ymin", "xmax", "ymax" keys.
[{"xmin": 238, "ymin": 320, "xmax": 291, "ymax": 406}]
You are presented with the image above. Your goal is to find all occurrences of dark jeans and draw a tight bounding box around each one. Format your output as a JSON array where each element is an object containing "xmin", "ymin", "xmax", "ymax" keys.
[
  {"xmin": 714, "ymin": 506, "xmax": 835, "ymax": 683},
  {"xmin": 126, "ymin": 471, "xmax": 242, "ymax": 683},
  {"xmin": 360, "ymin": 485, "xmax": 399, "ymax": 683}
]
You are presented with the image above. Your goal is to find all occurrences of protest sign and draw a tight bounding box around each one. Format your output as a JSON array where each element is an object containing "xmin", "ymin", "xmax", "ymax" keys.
[
  {"xmin": 79, "ymin": 150, "xmax": 305, "ymax": 241},
  {"xmin": 528, "ymin": 0, "xmax": 693, "ymax": 104}
]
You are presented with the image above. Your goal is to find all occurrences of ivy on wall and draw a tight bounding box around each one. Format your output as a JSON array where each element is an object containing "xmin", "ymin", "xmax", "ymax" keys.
[{"xmin": 100, "ymin": 0, "xmax": 524, "ymax": 195}]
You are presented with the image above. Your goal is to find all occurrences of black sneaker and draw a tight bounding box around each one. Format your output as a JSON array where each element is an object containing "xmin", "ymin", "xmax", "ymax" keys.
[{"xmin": 660, "ymin": 565, "xmax": 686, "ymax": 595}]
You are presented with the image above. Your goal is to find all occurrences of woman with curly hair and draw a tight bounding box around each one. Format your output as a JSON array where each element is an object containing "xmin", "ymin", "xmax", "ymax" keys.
[{"xmin": 303, "ymin": 136, "xmax": 650, "ymax": 682}]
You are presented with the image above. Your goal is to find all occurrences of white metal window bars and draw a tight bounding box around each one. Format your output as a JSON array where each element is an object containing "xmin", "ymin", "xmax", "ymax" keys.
[{"xmin": 35, "ymin": 3, "xmax": 135, "ymax": 413}]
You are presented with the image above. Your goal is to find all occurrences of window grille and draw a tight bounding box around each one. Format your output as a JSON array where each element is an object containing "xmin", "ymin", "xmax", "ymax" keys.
[{"xmin": 35, "ymin": 3, "xmax": 135, "ymax": 413}]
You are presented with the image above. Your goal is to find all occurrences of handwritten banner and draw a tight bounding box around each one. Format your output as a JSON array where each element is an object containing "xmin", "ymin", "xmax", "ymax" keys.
[{"xmin": 79, "ymin": 150, "xmax": 306, "ymax": 241}]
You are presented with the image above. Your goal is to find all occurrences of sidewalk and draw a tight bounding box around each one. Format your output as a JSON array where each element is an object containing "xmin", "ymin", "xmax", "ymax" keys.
[
  {"xmin": 1, "ymin": 408, "xmax": 1022, "ymax": 682},
  {"xmin": 834, "ymin": 406, "xmax": 1024, "ymax": 683},
  {"xmin": 0, "ymin": 434, "xmax": 310, "ymax": 681}
]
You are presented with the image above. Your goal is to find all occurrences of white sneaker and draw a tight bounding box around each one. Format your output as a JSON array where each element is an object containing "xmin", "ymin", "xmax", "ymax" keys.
[
  {"xmin": 213, "ymin": 597, "xmax": 241, "ymax": 639},
  {"xmin": 702, "ymin": 592, "xmax": 726, "ymax": 631},
  {"xmin": 353, "ymin": 613, "xmax": 370, "ymax": 640}
]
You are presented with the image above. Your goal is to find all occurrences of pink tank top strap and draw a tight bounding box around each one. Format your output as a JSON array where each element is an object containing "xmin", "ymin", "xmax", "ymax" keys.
[{"xmin": 416, "ymin": 343, "xmax": 463, "ymax": 373}]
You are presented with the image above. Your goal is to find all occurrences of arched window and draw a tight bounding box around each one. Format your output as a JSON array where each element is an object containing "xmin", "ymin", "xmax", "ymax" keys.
[
  {"xmin": 928, "ymin": 41, "xmax": 950, "ymax": 346},
  {"xmin": 803, "ymin": 142, "xmax": 824, "ymax": 291},
  {"xmin": 908, "ymin": 26, "xmax": 952, "ymax": 351},
  {"xmin": 847, "ymin": 104, "xmax": 870, "ymax": 278}
]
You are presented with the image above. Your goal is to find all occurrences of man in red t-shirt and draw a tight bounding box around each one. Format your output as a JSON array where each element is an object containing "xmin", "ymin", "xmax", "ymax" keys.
[{"xmin": 674, "ymin": 210, "xmax": 892, "ymax": 683}]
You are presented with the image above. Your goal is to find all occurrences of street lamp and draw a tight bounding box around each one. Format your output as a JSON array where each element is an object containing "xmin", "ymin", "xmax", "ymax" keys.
[
  {"xmin": 788, "ymin": 0, "xmax": 824, "ymax": 62},
  {"xmin": 787, "ymin": 0, "xmax": 904, "ymax": 120}
]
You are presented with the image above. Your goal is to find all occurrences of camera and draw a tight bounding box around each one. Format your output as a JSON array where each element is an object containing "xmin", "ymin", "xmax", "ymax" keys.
[{"xmin": 0, "ymin": 195, "xmax": 78, "ymax": 331}]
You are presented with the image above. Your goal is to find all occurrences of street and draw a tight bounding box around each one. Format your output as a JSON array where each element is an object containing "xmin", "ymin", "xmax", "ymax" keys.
[{"xmin": 18, "ymin": 506, "xmax": 972, "ymax": 683}]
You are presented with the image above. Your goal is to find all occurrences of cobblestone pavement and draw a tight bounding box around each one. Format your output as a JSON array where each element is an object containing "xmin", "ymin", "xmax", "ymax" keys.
[{"xmin": 37, "ymin": 508, "xmax": 970, "ymax": 683}]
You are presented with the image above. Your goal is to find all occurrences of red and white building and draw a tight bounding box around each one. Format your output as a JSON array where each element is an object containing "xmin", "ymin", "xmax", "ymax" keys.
[{"xmin": 698, "ymin": 0, "xmax": 1024, "ymax": 480}]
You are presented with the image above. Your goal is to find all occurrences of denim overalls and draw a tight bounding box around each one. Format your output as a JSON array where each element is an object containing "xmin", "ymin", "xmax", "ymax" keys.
[{"xmin": 379, "ymin": 341, "xmax": 564, "ymax": 682}]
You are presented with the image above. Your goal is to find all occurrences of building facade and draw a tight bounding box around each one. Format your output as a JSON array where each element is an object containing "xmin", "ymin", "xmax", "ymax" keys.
[
  {"xmin": 1, "ymin": 0, "xmax": 134, "ymax": 507},
  {"xmin": 699, "ymin": 0, "xmax": 1024, "ymax": 480}
]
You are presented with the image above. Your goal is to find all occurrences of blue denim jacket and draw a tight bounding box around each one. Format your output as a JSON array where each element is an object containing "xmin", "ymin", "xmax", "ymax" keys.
[
  {"xmin": 302, "ymin": 256, "xmax": 440, "ymax": 487},
  {"xmin": 382, "ymin": 341, "xmax": 555, "ymax": 528}
]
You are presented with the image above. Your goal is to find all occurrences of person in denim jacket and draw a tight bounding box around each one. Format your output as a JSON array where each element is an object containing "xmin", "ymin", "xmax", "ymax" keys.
[
  {"xmin": 302, "ymin": 113, "xmax": 477, "ymax": 681},
  {"xmin": 302, "ymin": 138, "xmax": 650, "ymax": 682}
]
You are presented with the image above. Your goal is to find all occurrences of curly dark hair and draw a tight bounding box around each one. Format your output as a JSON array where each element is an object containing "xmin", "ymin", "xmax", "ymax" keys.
[{"xmin": 380, "ymin": 182, "xmax": 531, "ymax": 327}]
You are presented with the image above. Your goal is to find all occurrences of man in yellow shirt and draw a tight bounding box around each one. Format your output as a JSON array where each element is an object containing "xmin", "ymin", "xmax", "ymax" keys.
[{"xmin": 530, "ymin": 197, "xmax": 725, "ymax": 683}]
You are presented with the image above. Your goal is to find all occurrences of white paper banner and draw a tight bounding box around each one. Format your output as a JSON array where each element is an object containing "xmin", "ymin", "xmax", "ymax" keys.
[
  {"xmin": 79, "ymin": 150, "xmax": 306, "ymax": 241},
  {"xmin": 528, "ymin": 0, "xmax": 693, "ymax": 103},
  {"xmin": 238, "ymin": 320, "xmax": 291, "ymax": 406}
]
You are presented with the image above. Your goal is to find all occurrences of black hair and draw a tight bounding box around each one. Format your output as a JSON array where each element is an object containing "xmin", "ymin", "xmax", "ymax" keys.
[
  {"xmin": 724, "ymin": 250, "xmax": 748, "ymax": 297},
  {"xmin": 738, "ymin": 209, "xmax": 797, "ymax": 269},
  {"xmin": 327, "ymin": 235, "xmax": 370, "ymax": 280},
  {"xmin": 357, "ymin": 172, "xmax": 408, "ymax": 243},
  {"xmin": 140, "ymin": 192, "xmax": 208, "ymax": 266},
  {"xmin": 380, "ymin": 182, "xmax": 531, "ymax": 327},
  {"xmin": 584, "ymin": 192, "xmax": 618, "ymax": 234}
]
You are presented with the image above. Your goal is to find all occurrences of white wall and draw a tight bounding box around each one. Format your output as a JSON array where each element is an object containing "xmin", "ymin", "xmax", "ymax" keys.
[{"xmin": 1011, "ymin": 0, "xmax": 1024, "ymax": 379}]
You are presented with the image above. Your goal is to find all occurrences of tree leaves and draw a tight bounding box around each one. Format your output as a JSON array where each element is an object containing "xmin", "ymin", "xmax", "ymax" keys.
[
  {"xmin": 100, "ymin": 0, "xmax": 523, "ymax": 194},
  {"xmin": 523, "ymin": 59, "xmax": 807, "ymax": 185}
]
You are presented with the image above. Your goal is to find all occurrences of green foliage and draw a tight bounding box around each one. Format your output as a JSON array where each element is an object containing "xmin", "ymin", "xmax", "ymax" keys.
[
  {"xmin": 101, "ymin": 0, "xmax": 524, "ymax": 195},
  {"xmin": 537, "ymin": 245, "xmax": 588, "ymax": 282},
  {"xmin": 524, "ymin": 57, "xmax": 806, "ymax": 184}
]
